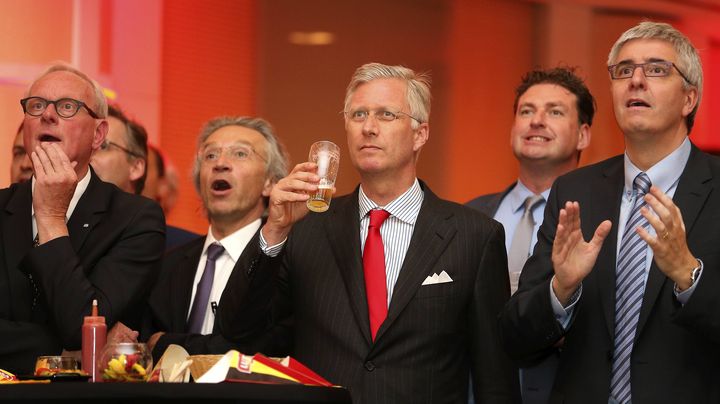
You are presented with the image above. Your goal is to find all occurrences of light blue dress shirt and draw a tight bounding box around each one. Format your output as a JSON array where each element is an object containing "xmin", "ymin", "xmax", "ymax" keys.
[
  {"xmin": 494, "ymin": 180, "xmax": 551, "ymax": 256},
  {"xmin": 552, "ymin": 137, "xmax": 701, "ymax": 325}
]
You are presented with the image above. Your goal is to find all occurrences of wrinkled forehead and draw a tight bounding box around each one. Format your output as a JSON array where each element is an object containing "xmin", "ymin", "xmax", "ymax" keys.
[
  {"xmin": 203, "ymin": 125, "xmax": 267, "ymax": 152},
  {"xmin": 613, "ymin": 38, "xmax": 679, "ymax": 64}
]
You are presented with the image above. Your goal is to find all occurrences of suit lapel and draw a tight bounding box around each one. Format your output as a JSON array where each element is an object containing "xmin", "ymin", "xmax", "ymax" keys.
[
  {"xmin": 325, "ymin": 191, "xmax": 370, "ymax": 342},
  {"xmin": 2, "ymin": 182, "xmax": 35, "ymax": 320},
  {"xmin": 636, "ymin": 146, "xmax": 712, "ymax": 335},
  {"xmin": 597, "ymin": 159, "xmax": 625, "ymax": 339},
  {"xmin": 376, "ymin": 185, "xmax": 456, "ymax": 342},
  {"xmin": 66, "ymin": 171, "xmax": 108, "ymax": 254}
]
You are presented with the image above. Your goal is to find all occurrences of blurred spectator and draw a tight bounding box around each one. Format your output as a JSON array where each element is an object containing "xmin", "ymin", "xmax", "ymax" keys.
[
  {"xmin": 144, "ymin": 144, "xmax": 199, "ymax": 249},
  {"xmin": 90, "ymin": 104, "xmax": 147, "ymax": 194},
  {"xmin": 10, "ymin": 122, "xmax": 33, "ymax": 183}
]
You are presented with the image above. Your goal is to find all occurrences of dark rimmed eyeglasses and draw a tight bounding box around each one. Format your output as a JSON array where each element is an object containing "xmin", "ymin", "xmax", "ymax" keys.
[
  {"xmin": 607, "ymin": 61, "xmax": 691, "ymax": 83},
  {"xmin": 20, "ymin": 96, "xmax": 101, "ymax": 119},
  {"xmin": 99, "ymin": 140, "xmax": 141, "ymax": 158}
]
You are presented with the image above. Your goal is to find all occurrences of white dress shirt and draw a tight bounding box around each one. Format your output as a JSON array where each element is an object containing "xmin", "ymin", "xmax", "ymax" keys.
[{"xmin": 187, "ymin": 218, "xmax": 262, "ymax": 335}]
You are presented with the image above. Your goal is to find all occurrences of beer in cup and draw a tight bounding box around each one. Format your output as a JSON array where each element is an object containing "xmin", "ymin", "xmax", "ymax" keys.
[{"xmin": 307, "ymin": 141, "xmax": 340, "ymax": 213}]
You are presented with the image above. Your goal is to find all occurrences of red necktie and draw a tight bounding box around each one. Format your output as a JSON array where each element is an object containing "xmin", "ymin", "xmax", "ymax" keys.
[{"xmin": 363, "ymin": 209, "xmax": 391, "ymax": 341}]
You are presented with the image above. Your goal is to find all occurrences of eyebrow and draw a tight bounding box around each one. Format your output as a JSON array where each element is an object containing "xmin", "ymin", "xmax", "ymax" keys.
[
  {"xmin": 203, "ymin": 141, "xmax": 254, "ymax": 149},
  {"xmin": 616, "ymin": 57, "xmax": 670, "ymax": 64},
  {"xmin": 518, "ymin": 101, "xmax": 568, "ymax": 109}
]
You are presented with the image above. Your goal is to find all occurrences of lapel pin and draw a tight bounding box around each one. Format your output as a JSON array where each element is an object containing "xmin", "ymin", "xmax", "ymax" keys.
[{"xmin": 83, "ymin": 223, "xmax": 89, "ymax": 228}]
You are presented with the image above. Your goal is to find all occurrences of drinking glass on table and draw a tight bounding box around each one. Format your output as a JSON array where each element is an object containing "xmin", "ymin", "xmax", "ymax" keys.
[{"xmin": 34, "ymin": 356, "xmax": 79, "ymax": 376}]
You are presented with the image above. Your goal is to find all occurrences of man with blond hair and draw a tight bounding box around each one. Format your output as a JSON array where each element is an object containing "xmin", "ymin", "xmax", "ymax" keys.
[
  {"xmin": 220, "ymin": 63, "xmax": 518, "ymax": 403},
  {"xmin": 0, "ymin": 64, "xmax": 164, "ymax": 374},
  {"xmin": 501, "ymin": 21, "xmax": 720, "ymax": 403}
]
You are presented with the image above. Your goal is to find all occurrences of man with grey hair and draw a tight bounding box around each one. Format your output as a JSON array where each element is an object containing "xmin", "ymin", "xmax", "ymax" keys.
[
  {"xmin": 0, "ymin": 64, "xmax": 165, "ymax": 374},
  {"xmin": 219, "ymin": 63, "xmax": 518, "ymax": 402},
  {"xmin": 501, "ymin": 21, "xmax": 720, "ymax": 402},
  {"xmin": 142, "ymin": 116, "xmax": 287, "ymax": 361}
]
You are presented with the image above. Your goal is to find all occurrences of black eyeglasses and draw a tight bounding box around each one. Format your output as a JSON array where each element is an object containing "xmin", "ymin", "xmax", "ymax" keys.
[
  {"xmin": 99, "ymin": 140, "xmax": 141, "ymax": 158},
  {"xmin": 607, "ymin": 61, "xmax": 691, "ymax": 83},
  {"xmin": 20, "ymin": 96, "xmax": 101, "ymax": 119}
]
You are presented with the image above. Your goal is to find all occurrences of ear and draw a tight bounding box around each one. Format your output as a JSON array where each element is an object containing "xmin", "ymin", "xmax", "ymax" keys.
[
  {"xmin": 262, "ymin": 177, "xmax": 274, "ymax": 198},
  {"xmin": 682, "ymin": 86, "xmax": 699, "ymax": 118},
  {"xmin": 412, "ymin": 122, "xmax": 429, "ymax": 152},
  {"xmin": 92, "ymin": 119, "xmax": 109, "ymax": 151},
  {"xmin": 128, "ymin": 158, "xmax": 146, "ymax": 182},
  {"xmin": 577, "ymin": 123, "xmax": 591, "ymax": 152}
]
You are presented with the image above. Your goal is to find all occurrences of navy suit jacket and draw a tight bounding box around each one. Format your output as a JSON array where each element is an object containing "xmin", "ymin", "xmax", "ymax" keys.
[
  {"xmin": 500, "ymin": 145, "xmax": 720, "ymax": 403},
  {"xmin": 465, "ymin": 183, "xmax": 515, "ymax": 218},
  {"xmin": 0, "ymin": 169, "xmax": 165, "ymax": 374}
]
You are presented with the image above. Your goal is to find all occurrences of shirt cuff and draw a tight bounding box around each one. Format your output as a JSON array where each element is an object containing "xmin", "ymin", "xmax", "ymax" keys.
[
  {"xmin": 674, "ymin": 258, "xmax": 704, "ymax": 305},
  {"xmin": 259, "ymin": 231, "xmax": 286, "ymax": 257},
  {"xmin": 550, "ymin": 276, "xmax": 582, "ymax": 330}
]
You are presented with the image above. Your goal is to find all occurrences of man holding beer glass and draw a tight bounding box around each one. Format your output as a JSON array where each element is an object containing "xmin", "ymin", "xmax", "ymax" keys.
[{"xmin": 219, "ymin": 63, "xmax": 518, "ymax": 403}]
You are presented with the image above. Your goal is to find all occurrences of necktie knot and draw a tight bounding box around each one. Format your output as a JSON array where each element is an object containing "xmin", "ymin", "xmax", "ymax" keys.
[
  {"xmin": 368, "ymin": 209, "xmax": 390, "ymax": 228},
  {"xmin": 206, "ymin": 243, "xmax": 224, "ymax": 261},
  {"xmin": 523, "ymin": 194, "xmax": 544, "ymax": 216},
  {"xmin": 634, "ymin": 172, "xmax": 651, "ymax": 196}
]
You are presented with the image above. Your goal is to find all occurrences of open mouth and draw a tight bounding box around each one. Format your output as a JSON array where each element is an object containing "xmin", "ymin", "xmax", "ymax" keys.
[
  {"xmin": 627, "ymin": 99, "xmax": 650, "ymax": 108},
  {"xmin": 211, "ymin": 179, "xmax": 232, "ymax": 191},
  {"xmin": 39, "ymin": 134, "xmax": 61, "ymax": 142},
  {"xmin": 525, "ymin": 136, "xmax": 550, "ymax": 142}
]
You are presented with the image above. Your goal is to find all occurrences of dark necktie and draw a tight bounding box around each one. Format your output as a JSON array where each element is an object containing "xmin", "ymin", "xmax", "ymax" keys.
[
  {"xmin": 610, "ymin": 172, "xmax": 651, "ymax": 403},
  {"xmin": 187, "ymin": 243, "xmax": 225, "ymax": 334},
  {"xmin": 507, "ymin": 194, "xmax": 544, "ymax": 294},
  {"xmin": 363, "ymin": 209, "xmax": 391, "ymax": 341}
]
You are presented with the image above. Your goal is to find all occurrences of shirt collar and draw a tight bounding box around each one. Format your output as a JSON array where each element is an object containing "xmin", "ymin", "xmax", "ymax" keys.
[
  {"xmin": 31, "ymin": 168, "xmax": 92, "ymax": 221},
  {"xmin": 358, "ymin": 178, "xmax": 424, "ymax": 225},
  {"xmin": 203, "ymin": 218, "xmax": 262, "ymax": 262},
  {"xmin": 623, "ymin": 137, "xmax": 691, "ymax": 196},
  {"xmin": 507, "ymin": 180, "xmax": 550, "ymax": 214}
]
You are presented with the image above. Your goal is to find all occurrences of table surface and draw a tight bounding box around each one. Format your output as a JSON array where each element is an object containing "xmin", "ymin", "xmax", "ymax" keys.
[{"xmin": 0, "ymin": 382, "xmax": 352, "ymax": 403}]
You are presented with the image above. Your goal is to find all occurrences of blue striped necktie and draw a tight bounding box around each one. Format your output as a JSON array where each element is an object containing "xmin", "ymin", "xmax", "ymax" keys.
[{"xmin": 610, "ymin": 172, "xmax": 651, "ymax": 403}]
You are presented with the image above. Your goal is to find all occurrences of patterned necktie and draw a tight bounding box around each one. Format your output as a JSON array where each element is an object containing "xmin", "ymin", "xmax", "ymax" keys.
[
  {"xmin": 187, "ymin": 243, "xmax": 225, "ymax": 334},
  {"xmin": 507, "ymin": 194, "xmax": 544, "ymax": 294},
  {"xmin": 610, "ymin": 172, "xmax": 652, "ymax": 403},
  {"xmin": 363, "ymin": 209, "xmax": 391, "ymax": 341}
]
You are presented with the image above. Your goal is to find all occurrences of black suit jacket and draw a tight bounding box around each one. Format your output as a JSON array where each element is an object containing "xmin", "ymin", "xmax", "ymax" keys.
[
  {"xmin": 143, "ymin": 228, "xmax": 271, "ymax": 361},
  {"xmin": 0, "ymin": 169, "xmax": 165, "ymax": 374},
  {"xmin": 500, "ymin": 145, "xmax": 720, "ymax": 403},
  {"xmin": 219, "ymin": 182, "xmax": 519, "ymax": 403}
]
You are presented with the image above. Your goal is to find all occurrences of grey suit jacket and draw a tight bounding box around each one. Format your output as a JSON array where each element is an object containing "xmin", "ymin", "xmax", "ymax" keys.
[
  {"xmin": 500, "ymin": 145, "xmax": 720, "ymax": 403},
  {"xmin": 219, "ymin": 181, "xmax": 520, "ymax": 403}
]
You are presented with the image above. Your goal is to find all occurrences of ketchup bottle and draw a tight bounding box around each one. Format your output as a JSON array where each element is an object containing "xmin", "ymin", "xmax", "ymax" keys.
[{"xmin": 82, "ymin": 299, "xmax": 107, "ymax": 382}]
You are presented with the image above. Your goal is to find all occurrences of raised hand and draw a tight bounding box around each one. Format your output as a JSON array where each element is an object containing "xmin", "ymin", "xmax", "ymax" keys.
[
  {"xmin": 31, "ymin": 142, "xmax": 78, "ymax": 244},
  {"xmin": 637, "ymin": 186, "xmax": 698, "ymax": 290},
  {"xmin": 551, "ymin": 201, "xmax": 612, "ymax": 305},
  {"xmin": 262, "ymin": 162, "xmax": 320, "ymax": 245}
]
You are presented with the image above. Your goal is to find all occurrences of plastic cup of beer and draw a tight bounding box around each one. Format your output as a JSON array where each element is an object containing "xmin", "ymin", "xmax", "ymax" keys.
[{"xmin": 307, "ymin": 141, "xmax": 340, "ymax": 213}]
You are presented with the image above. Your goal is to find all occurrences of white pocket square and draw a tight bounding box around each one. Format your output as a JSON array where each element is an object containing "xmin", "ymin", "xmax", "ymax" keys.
[{"xmin": 422, "ymin": 270, "xmax": 453, "ymax": 285}]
